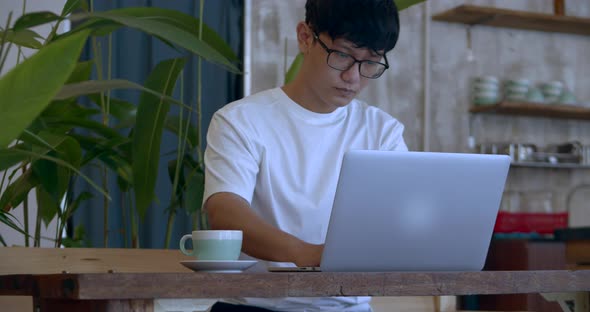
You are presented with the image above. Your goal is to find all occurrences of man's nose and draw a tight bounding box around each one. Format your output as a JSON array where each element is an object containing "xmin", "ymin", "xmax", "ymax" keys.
[{"xmin": 341, "ymin": 62, "xmax": 361, "ymax": 83}]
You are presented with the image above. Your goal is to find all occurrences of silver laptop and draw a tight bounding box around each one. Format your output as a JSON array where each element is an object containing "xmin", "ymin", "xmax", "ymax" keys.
[{"xmin": 270, "ymin": 150, "xmax": 511, "ymax": 272}]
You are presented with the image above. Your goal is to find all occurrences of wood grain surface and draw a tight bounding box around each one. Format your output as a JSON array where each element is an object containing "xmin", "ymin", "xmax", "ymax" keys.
[
  {"xmin": 469, "ymin": 101, "xmax": 590, "ymax": 120},
  {"xmin": 432, "ymin": 5, "xmax": 590, "ymax": 36},
  {"xmin": 2, "ymin": 271, "xmax": 589, "ymax": 300},
  {"xmin": 0, "ymin": 247, "xmax": 193, "ymax": 274}
]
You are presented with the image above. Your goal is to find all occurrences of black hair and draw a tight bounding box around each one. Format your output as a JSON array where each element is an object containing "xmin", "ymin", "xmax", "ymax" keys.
[{"xmin": 305, "ymin": 0, "xmax": 400, "ymax": 53}]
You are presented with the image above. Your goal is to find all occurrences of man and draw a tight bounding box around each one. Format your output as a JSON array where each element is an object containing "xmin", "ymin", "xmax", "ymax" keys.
[{"xmin": 203, "ymin": 0, "xmax": 407, "ymax": 311}]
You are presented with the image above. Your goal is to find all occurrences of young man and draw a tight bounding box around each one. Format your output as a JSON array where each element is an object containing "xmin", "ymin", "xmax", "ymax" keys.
[{"xmin": 203, "ymin": 0, "xmax": 407, "ymax": 311}]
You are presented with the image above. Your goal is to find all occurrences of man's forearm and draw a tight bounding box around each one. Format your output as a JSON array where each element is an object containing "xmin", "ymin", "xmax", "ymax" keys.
[{"xmin": 205, "ymin": 192, "xmax": 322, "ymax": 266}]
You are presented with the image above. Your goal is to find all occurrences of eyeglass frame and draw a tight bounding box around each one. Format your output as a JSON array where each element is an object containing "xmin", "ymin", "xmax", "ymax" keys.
[{"xmin": 311, "ymin": 31, "xmax": 389, "ymax": 79}]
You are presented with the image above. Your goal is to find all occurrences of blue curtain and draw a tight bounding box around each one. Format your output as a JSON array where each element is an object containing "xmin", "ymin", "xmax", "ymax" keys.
[{"xmin": 72, "ymin": 0, "xmax": 243, "ymax": 248}]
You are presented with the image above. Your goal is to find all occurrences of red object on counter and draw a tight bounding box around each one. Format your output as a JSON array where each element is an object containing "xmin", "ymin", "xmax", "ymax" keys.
[{"xmin": 494, "ymin": 211, "xmax": 569, "ymax": 234}]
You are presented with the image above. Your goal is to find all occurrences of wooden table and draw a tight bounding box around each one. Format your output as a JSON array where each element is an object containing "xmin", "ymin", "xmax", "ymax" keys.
[{"xmin": 1, "ymin": 270, "xmax": 589, "ymax": 312}]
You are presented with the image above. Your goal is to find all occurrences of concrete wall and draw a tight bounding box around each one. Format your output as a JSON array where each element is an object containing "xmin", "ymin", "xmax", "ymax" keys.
[{"xmin": 245, "ymin": 0, "xmax": 590, "ymax": 225}]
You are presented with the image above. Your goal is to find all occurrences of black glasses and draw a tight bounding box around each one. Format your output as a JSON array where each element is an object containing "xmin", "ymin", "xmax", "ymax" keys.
[{"xmin": 312, "ymin": 31, "xmax": 389, "ymax": 79}]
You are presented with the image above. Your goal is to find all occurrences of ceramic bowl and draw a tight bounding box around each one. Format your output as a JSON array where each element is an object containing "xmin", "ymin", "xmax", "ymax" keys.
[
  {"xmin": 526, "ymin": 88, "xmax": 545, "ymax": 103},
  {"xmin": 505, "ymin": 85, "xmax": 529, "ymax": 94},
  {"xmin": 473, "ymin": 82, "xmax": 500, "ymax": 92},
  {"xmin": 542, "ymin": 86, "xmax": 563, "ymax": 97},
  {"xmin": 504, "ymin": 79, "xmax": 531, "ymax": 88},
  {"xmin": 558, "ymin": 91, "xmax": 577, "ymax": 105},
  {"xmin": 504, "ymin": 92, "xmax": 527, "ymax": 101},
  {"xmin": 473, "ymin": 96, "xmax": 499, "ymax": 106},
  {"xmin": 474, "ymin": 76, "xmax": 499, "ymax": 85},
  {"xmin": 544, "ymin": 81, "xmax": 564, "ymax": 89}
]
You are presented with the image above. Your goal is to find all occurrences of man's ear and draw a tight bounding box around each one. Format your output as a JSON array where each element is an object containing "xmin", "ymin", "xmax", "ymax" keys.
[{"xmin": 296, "ymin": 22, "xmax": 314, "ymax": 54}]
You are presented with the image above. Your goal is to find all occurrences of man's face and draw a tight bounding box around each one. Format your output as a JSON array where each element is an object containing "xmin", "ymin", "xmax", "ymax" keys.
[{"xmin": 304, "ymin": 30, "xmax": 387, "ymax": 113}]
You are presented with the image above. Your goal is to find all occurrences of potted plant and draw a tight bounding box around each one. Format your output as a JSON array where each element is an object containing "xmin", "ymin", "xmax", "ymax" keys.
[{"xmin": 0, "ymin": 0, "xmax": 239, "ymax": 250}]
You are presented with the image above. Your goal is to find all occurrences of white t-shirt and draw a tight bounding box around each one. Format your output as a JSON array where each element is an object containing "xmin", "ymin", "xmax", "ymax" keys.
[{"xmin": 204, "ymin": 87, "xmax": 407, "ymax": 312}]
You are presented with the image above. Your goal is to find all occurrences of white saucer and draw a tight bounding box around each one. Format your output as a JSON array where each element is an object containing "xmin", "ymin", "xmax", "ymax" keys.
[{"xmin": 180, "ymin": 260, "xmax": 257, "ymax": 273}]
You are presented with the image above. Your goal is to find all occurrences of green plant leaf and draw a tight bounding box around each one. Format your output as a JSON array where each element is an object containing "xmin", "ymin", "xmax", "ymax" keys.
[
  {"xmin": 0, "ymin": 211, "xmax": 27, "ymax": 237},
  {"xmin": 165, "ymin": 115, "xmax": 198, "ymax": 150},
  {"xmin": 61, "ymin": 224, "xmax": 88, "ymax": 247},
  {"xmin": 394, "ymin": 0, "xmax": 427, "ymax": 11},
  {"xmin": 62, "ymin": 0, "xmax": 88, "ymax": 16},
  {"xmin": 72, "ymin": 134, "xmax": 133, "ymax": 185},
  {"xmin": 101, "ymin": 154, "xmax": 133, "ymax": 184},
  {"xmin": 79, "ymin": 136, "xmax": 132, "ymax": 179},
  {"xmin": 67, "ymin": 60, "xmax": 94, "ymax": 83},
  {"xmin": 55, "ymin": 79, "xmax": 139, "ymax": 100},
  {"xmin": 29, "ymin": 133, "xmax": 82, "ymax": 225},
  {"xmin": 111, "ymin": 7, "xmax": 238, "ymax": 62},
  {"xmin": 55, "ymin": 79, "xmax": 191, "ymax": 110},
  {"xmin": 184, "ymin": 166, "xmax": 205, "ymax": 215},
  {"xmin": 34, "ymin": 100, "xmax": 98, "ymax": 136},
  {"xmin": 63, "ymin": 19, "xmax": 122, "ymax": 38},
  {"xmin": 45, "ymin": 117, "xmax": 123, "ymax": 139},
  {"xmin": 4, "ymin": 148, "xmax": 110, "ymax": 201},
  {"xmin": 63, "ymin": 192, "xmax": 93, "ymax": 225},
  {"xmin": 0, "ymin": 29, "xmax": 90, "ymax": 148},
  {"xmin": 32, "ymin": 136, "xmax": 81, "ymax": 207},
  {"xmin": 36, "ymin": 188, "xmax": 60, "ymax": 226},
  {"xmin": 166, "ymin": 153, "xmax": 198, "ymax": 194},
  {"xmin": 0, "ymin": 29, "xmax": 43, "ymax": 49},
  {"xmin": 32, "ymin": 158, "xmax": 61, "ymax": 206},
  {"xmin": 167, "ymin": 158, "xmax": 184, "ymax": 193},
  {"xmin": 0, "ymin": 148, "xmax": 27, "ymax": 171},
  {"xmin": 133, "ymin": 58, "xmax": 186, "ymax": 219},
  {"xmin": 86, "ymin": 12, "xmax": 239, "ymax": 73},
  {"xmin": 87, "ymin": 94, "xmax": 137, "ymax": 124},
  {"xmin": 68, "ymin": 7, "xmax": 238, "ymax": 63},
  {"xmin": 285, "ymin": 53, "xmax": 304, "ymax": 84},
  {"xmin": 40, "ymin": 100, "xmax": 99, "ymax": 121},
  {"xmin": 166, "ymin": 155, "xmax": 203, "ymax": 217},
  {"xmin": 20, "ymin": 130, "xmax": 63, "ymax": 154},
  {"xmin": 13, "ymin": 11, "xmax": 63, "ymax": 30},
  {"xmin": 0, "ymin": 169, "xmax": 39, "ymax": 212},
  {"xmin": 79, "ymin": 136, "xmax": 131, "ymax": 164}
]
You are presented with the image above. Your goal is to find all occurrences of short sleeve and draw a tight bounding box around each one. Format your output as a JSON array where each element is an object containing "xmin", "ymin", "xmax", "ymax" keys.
[
  {"xmin": 203, "ymin": 111, "xmax": 260, "ymax": 205},
  {"xmin": 381, "ymin": 119, "xmax": 408, "ymax": 152}
]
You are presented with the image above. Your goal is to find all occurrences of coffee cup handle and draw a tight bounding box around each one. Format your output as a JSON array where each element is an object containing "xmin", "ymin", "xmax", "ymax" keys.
[{"xmin": 179, "ymin": 234, "xmax": 193, "ymax": 256}]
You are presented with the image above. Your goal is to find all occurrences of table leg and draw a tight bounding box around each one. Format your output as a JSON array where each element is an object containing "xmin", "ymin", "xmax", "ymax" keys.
[
  {"xmin": 541, "ymin": 292, "xmax": 589, "ymax": 312},
  {"xmin": 34, "ymin": 298, "xmax": 154, "ymax": 312}
]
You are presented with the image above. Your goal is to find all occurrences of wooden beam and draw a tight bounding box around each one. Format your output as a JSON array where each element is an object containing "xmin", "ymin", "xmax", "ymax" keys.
[
  {"xmin": 0, "ymin": 247, "xmax": 194, "ymax": 274},
  {"xmin": 432, "ymin": 5, "xmax": 590, "ymax": 36},
  {"xmin": 469, "ymin": 101, "xmax": 590, "ymax": 121},
  {"xmin": 1, "ymin": 271, "xmax": 588, "ymax": 300}
]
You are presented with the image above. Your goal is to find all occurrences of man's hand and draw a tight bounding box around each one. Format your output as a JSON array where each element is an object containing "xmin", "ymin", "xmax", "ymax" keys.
[
  {"xmin": 292, "ymin": 242, "xmax": 324, "ymax": 267},
  {"xmin": 206, "ymin": 192, "xmax": 322, "ymax": 265}
]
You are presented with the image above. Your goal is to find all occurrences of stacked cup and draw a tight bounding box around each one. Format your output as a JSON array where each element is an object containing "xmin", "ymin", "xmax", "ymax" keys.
[
  {"xmin": 472, "ymin": 76, "xmax": 500, "ymax": 106},
  {"xmin": 541, "ymin": 81, "xmax": 563, "ymax": 104},
  {"xmin": 558, "ymin": 90, "xmax": 577, "ymax": 105},
  {"xmin": 504, "ymin": 79, "xmax": 530, "ymax": 101},
  {"xmin": 526, "ymin": 86, "xmax": 545, "ymax": 103}
]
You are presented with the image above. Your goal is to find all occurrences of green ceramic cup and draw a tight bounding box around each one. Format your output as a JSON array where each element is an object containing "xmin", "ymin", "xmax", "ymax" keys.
[
  {"xmin": 180, "ymin": 230, "xmax": 242, "ymax": 260},
  {"xmin": 558, "ymin": 90, "xmax": 577, "ymax": 105},
  {"xmin": 526, "ymin": 87, "xmax": 545, "ymax": 103}
]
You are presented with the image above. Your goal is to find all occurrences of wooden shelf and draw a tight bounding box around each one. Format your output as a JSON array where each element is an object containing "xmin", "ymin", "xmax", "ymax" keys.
[
  {"xmin": 469, "ymin": 101, "xmax": 590, "ymax": 120},
  {"xmin": 511, "ymin": 161, "xmax": 590, "ymax": 169},
  {"xmin": 432, "ymin": 5, "xmax": 590, "ymax": 36}
]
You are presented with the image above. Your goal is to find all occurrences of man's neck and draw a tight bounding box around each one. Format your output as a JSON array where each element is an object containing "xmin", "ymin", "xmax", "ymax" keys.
[{"xmin": 281, "ymin": 80, "xmax": 337, "ymax": 114}]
